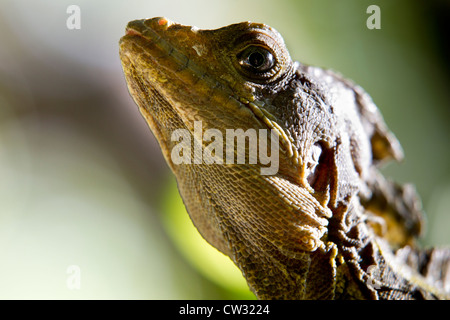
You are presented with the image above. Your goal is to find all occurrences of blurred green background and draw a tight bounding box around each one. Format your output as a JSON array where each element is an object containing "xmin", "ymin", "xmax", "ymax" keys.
[{"xmin": 0, "ymin": 0, "xmax": 449, "ymax": 299}]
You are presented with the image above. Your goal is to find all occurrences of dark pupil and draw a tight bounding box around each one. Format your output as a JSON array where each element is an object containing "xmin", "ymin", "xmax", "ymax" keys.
[{"xmin": 248, "ymin": 51, "xmax": 265, "ymax": 68}]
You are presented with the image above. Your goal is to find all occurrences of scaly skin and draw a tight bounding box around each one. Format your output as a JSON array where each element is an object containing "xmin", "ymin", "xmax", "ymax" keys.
[{"xmin": 119, "ymin": 17, "xmax": 450, "ymax": 299}]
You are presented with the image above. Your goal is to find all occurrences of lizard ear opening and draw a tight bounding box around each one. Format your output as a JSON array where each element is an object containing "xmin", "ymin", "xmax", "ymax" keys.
[
  {"xmin": 305, "ymin": 142, "xmax": 323, "ymax": 186},
  {"xmin": 305, "ymin": 142, "xmax": 335, "ymax": 201}
]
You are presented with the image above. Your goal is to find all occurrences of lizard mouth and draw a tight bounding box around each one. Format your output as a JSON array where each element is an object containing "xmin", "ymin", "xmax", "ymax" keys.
[{"xmin": 125, "ymin": 28, "xmax": 143, "ymax": 37}]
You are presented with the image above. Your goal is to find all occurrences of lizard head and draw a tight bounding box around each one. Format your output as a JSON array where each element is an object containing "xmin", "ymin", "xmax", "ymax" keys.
[
  {"xmin": 119, "ymin": 17, "xmax": 323, "ymax": 194},
  {"xmin": 119, "ymin": 18, "xmax": 404, "ymax": 299},
  {"xmin": 119, "ymin": 17, "xmax": 295, "ymax": 156}
]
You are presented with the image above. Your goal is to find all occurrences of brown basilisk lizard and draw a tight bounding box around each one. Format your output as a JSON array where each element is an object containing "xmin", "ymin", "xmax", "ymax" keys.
[{"xmin": 119, "ymin": 17, "xmax": 450, "ymax": 299}]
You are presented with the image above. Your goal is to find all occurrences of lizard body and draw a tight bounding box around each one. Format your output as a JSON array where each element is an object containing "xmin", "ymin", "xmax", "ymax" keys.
[{"xmin": 119, "ymin": 17, "xmax": 450, "ymax": 299}]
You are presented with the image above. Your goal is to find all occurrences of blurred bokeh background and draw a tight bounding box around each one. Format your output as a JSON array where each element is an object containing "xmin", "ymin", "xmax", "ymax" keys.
[{"xmin": 0, "ymin": 0, "xmax": 449, "ymax": 299}]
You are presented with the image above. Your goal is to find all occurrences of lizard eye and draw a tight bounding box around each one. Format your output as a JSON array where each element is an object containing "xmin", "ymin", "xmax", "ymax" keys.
[
  {"xmin": 238, "ymin": 45, "xmax": 275, "ymax": 73},
  {"xmin": 236, "ymin": 45, "xmax": 279, "ymax": 81}
]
